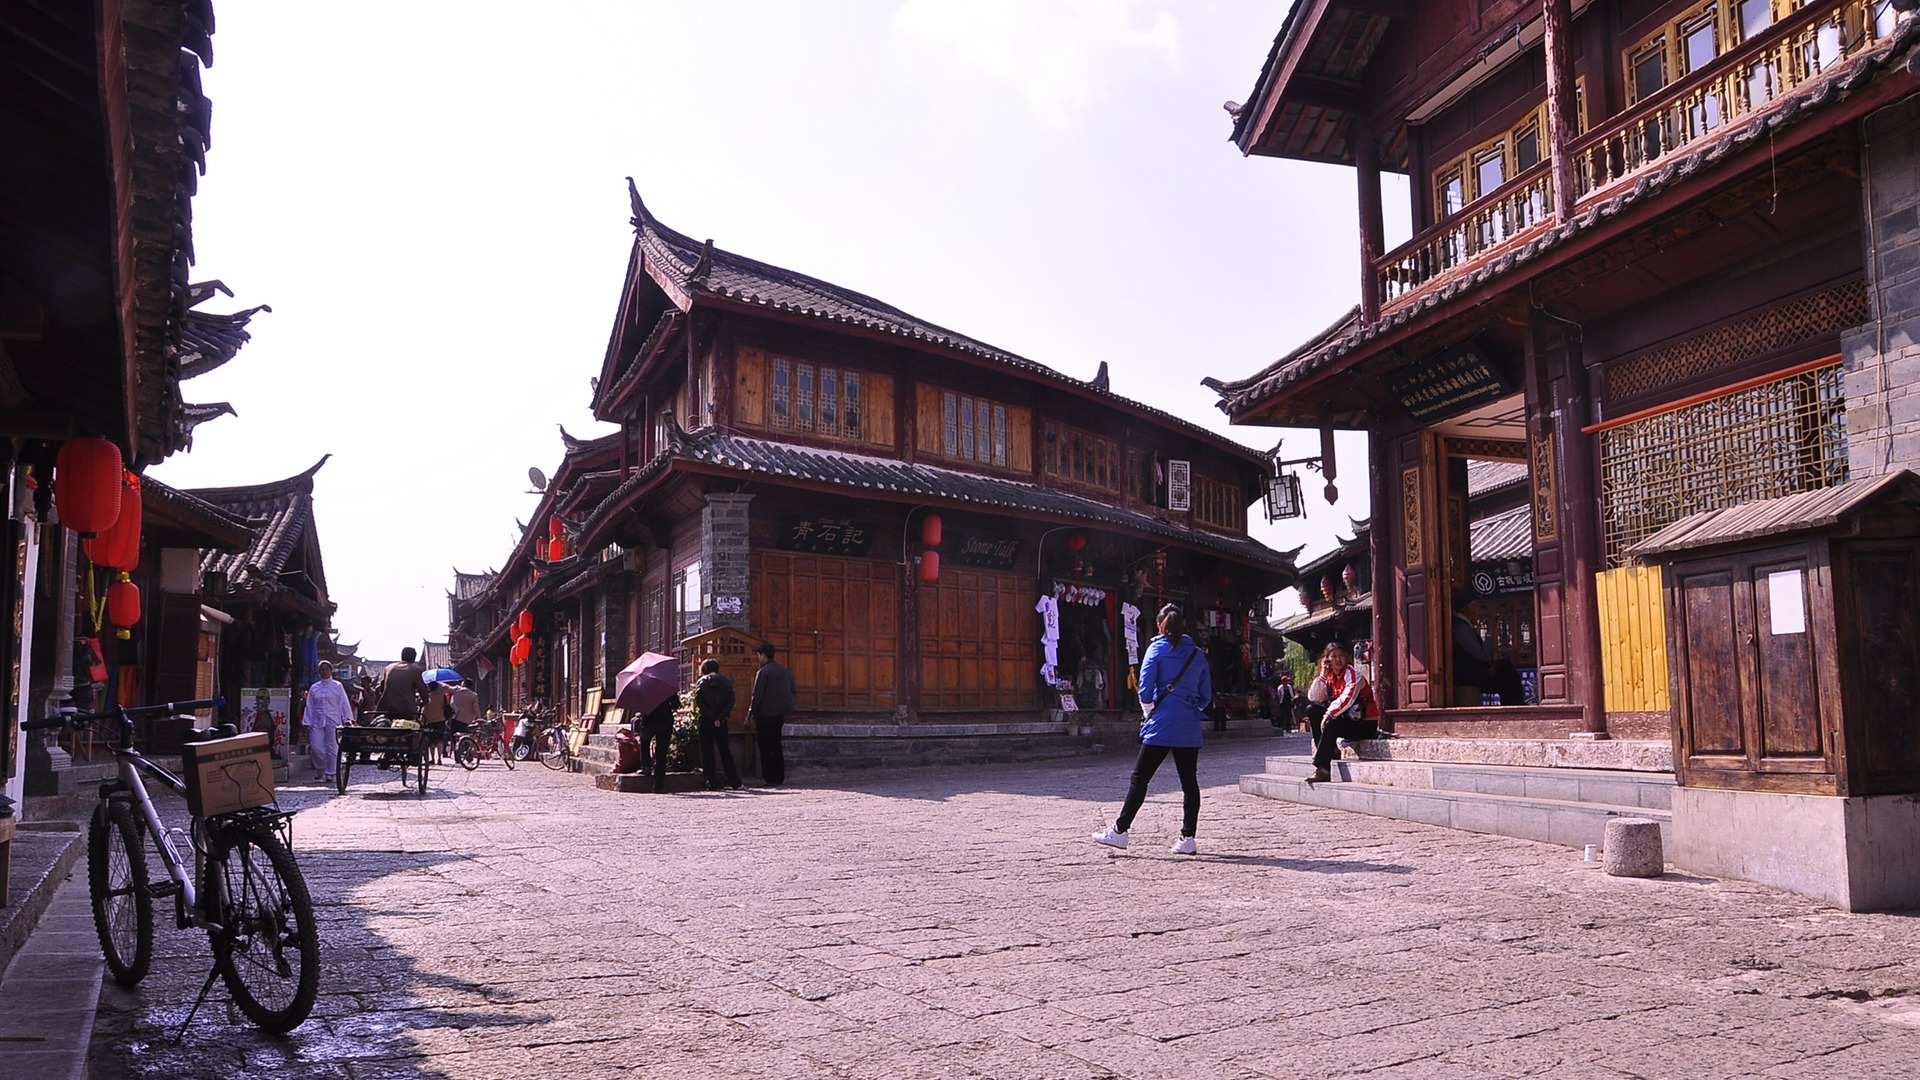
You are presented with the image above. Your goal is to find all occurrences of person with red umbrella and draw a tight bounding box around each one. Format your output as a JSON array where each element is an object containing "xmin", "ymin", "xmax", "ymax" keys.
[{"xmin": 616, "ymin": 652, "xmax": 682, "ymax": 793}]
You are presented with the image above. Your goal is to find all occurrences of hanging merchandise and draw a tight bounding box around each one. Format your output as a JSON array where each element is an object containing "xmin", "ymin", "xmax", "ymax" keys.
[
  {"xmin": 1034, "ymin": 592, "xmax": 1061, "ymax": 679},
  {"xmin": 1121, "ymin": 601, "xmax": 1142, "ymax": 666},
  {"xmin": 82, "ymin": 473, "xmax": 141, "ymax": 570},
  {"xmin": 55, "ymin": 437, "xmax": 124, "ymax": 537}
]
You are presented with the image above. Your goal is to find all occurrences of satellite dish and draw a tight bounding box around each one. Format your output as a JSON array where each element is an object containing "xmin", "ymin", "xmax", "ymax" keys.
[{"xmin": 528, "ymin": 467, "xmax": 548, "ymax": 492}]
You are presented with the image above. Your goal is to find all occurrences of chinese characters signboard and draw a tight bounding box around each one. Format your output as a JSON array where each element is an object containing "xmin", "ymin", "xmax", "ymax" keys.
[
  {"xmin": 777, "ymin": 516, "xmax": 876, "ymax": 556},
  {"xmin": 1388, "ymin": 343, "xmax": 1512, "ymax": 422}
]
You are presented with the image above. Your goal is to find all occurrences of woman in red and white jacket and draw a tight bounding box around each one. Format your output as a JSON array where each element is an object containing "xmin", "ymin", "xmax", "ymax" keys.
[{"xmin": 1305, "ymin": 641, "xmax": 1378, "ymax": 784}]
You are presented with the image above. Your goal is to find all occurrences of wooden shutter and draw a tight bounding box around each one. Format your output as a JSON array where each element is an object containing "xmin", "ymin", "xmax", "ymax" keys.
[
  {"xmin": 865, "ymin": 372, "xmax": 895, "ymax": 449},
  {"xmin": 735, "ymin": 347, "xmax": 766, "ymax": 428},
  {"xmin": 749, "ymin": 552, "xmax": 897, "ymax": 709},
  {"xmin": 915, "ymin": 384, "xmax": 943, "ymax": 456},
  {"xmin": 920, "ymin": 568, "xmax": 1038, "ymax": 710},
  {"xmin": 1006, "ymin": 405, "xmax": 1032, "ymax": 473},
  {"xmin": 152, "ymin": 593, "xmax": 203, "ymax": 702}
]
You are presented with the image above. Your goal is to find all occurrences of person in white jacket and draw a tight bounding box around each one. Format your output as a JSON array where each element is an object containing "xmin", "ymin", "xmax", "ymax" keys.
[{"xmin": 304, "ymin": 661, "xmax": 355, "ymax": 785}]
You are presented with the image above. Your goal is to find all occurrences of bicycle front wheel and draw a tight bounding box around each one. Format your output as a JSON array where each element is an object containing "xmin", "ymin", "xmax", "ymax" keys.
[
  {"xmin": 453, "ymin": 735, "xmax": 479, "ymax": 771},
  {"xmin": 205, "ymin": 823, "xmax": 319, "ymax": 1033},
  {"xmin": 537, "ymin": 729, "xmax": 569, "ymax": 771},
  {"xmin": 89, "ymin": 799, "xmax": 153, "ymax": 986}
]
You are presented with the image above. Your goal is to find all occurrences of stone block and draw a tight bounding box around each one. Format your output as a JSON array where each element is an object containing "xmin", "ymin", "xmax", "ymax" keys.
[{"xmin": 1602, "ymin": 817, "xmax": 1664, "ymax": 877}]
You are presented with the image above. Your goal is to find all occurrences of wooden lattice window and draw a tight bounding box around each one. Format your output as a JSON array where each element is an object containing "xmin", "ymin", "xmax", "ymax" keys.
[
  {"xmin": 1599, "ymin": 360, "xmax": 1847, "ymax": 565},
  {"xmin": 1194, "ymin": 476, "xmax": 1246, "ymax": 532},
  {"xmin": 1044, "ymin": 422, "xmax": 1119, "ymax": 491},
  {"xmin": 1604, "ymin": 280, "xmax": 1868, "ymax": 403}
]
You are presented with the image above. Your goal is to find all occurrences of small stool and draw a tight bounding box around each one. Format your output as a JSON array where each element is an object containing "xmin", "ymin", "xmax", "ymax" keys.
[
  {"xmin": 1602, "ymin": 817, "xmax": 1664, "ymax": 878},
  {"xmin": 0, "ymin": 815, "xmax": 15, "ymax": 907}
]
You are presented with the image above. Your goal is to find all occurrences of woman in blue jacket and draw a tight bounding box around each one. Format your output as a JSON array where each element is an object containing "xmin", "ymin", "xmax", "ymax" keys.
[{"xmin": 1092, "ymin": 604, "xmax": 1212, "ymax": 855}]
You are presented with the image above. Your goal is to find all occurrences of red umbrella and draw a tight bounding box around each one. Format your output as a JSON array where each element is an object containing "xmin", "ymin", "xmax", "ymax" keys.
[{"xmin": 614, "ymin": 652, "xmax": 679, "ymax": 716}]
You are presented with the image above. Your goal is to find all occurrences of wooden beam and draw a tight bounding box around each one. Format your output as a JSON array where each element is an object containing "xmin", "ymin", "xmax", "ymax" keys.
[
  {"xmin": 1355, "ymin": 112, "xmax": 1385, "ymax": 325},
  {"xmin": 0, "ymin": 408, "xmax": 75, "ymax": 440},
  {"xmin": 1543, "ymin": 0, "xmax": 1578, "ymax": 222}
]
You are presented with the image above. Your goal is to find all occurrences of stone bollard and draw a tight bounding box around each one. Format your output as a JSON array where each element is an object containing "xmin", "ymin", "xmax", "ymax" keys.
[{"xmin": 1601, "ymin": 817, "xmax": 1664, "ymax": 878}]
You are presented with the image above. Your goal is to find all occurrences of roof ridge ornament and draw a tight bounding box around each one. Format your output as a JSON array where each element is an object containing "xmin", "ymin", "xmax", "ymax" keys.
[
  {"xmin": 626, "ymin": 177, "xmax": 652, "ymax": 231},
  {"xmin": 691, "ymin": 239, "xmax": 714, "ymax": 284}
]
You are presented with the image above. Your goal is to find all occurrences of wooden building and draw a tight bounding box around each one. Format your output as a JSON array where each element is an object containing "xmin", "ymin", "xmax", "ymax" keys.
[
  {"xmin": 1211, "ymin": 0, "xmax": 1920, "ymax": 906},
  {"xmin": 451, "ymin": 186, "xmax": 1298, "ymax": 757}
]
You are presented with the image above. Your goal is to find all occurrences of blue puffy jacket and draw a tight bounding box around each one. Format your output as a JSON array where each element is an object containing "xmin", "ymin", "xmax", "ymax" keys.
[{"xmin": 1137, "ymin": 634, "xmax": 1211, "ymax": 747}]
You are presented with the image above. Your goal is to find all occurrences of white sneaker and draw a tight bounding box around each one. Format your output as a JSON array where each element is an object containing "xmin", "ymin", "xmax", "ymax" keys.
[
  {"xmin": 1170, "ymin": 836, "xmax": 1197, "ymax": 855},
  {"xmin": 1091, "ymin": 826, "xmax": 1129, "ymax": 849}
]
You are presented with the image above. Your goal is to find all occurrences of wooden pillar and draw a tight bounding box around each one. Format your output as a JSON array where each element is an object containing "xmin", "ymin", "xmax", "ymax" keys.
[
  {"xmin": 1355, "ymin": 115, "xmax": 1385, "ymax": 325},
  {"xmin": 1558, "ymin": 339, "xmax": 1607, "ymax": 735},
  {"xmin": 1368, "ymin": 426, "xmax": 1397, "ymax": 713},
  {"xmin": 1543, "ymin": 0, "xmax": 1578, "ymax": 219}
]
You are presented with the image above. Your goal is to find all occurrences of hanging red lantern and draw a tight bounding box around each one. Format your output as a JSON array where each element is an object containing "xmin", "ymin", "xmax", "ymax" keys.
[
  {"xmin": 549, "ymin": 515, "xmax": 564, "ymax": 538},
  {"xmin": 548, "ymin": 535, "xmax": 567, "ymax": 561},
  {"xmin": 512, "ymin": 637, "xmax": 531, "ymax": 665},
  {"xmin": 1216, "ymin": 573, "xmax": 1232, "ymax": 590},
  {"xmin": 1322, "ymin": 574, "xmax": 1336, "ymax": 599},
  {"xmin": 1342, "ymin": 563, "xmax": 1359, "ymax": 588},
  {"xmin": 1066, "ymin": 533, "xmax": 1087, "ymax": 552},
  {"xmin": 107, "ymin": 574, "xmax": 141, "ymax": 639},
  {"xmin": 920, "ymin": 514, "xmax": 942, "ymax": 548},
  {"xmin": 55, "ymin": 437, "xmax": 124, "ymax": 537},
  {"xmin": 82, "ymin": 473, "xmax": 142, "ymax": 571},
  {"xmin": 919, "ymin": 550, "xmax": 940, "ymax": 583},
  {"xmin": 517, "ymin": 610, "xmax": 534, "ymax": 636}
]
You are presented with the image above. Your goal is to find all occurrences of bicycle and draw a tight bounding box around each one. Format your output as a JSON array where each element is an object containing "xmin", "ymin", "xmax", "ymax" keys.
[
  {"xmin": 509, "ymin": 704, "xmax": 571, "ymax": 772},
  {"xmin": 22, "ymin": 698, "xmax": 320, "ymax": 1034},
  {"xmin": 452, "ymin": 716, "xmax": 515, "ymax": 771}
]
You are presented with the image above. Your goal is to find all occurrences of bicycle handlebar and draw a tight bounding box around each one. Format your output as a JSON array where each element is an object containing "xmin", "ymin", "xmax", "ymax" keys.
[{"xmin": 21, "ymin": 696, "xmax": 223, "ymax": 732}]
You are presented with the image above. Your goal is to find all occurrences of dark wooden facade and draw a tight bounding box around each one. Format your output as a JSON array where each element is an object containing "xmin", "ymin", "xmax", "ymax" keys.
[
  {"xmin": 452, "ymin": 188, "xmax": 1299, "ymax": 735},
  {"xmin": 1211, "ymin": 0, "xmax": 1920, "ymax": 751}
]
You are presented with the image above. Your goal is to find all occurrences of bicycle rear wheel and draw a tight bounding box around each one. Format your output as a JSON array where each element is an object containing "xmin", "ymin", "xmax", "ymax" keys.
[
  {"xmin": 537, "ymin": 729, "xmax": 569, "ymax": 771},
  {"xmin": 453, "ymin": 735, "xmax": 478, "ymax": 771},
  {"xmin": 500, "ymin": 737, "xmax": 515, "ymax": 770},
  {"xmin": 88, "ymin": 799, "xmax": 153, "ymax": 986},
  {"xmin": 205, "ymin": 822, "xmax": 319, "ymax": 1033}
]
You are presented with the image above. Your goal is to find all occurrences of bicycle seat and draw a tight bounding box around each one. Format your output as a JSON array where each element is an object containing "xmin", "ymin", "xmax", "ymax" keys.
[{"xmin": 181, "ymin": 723, "xmax": 240, "ymax": 744}]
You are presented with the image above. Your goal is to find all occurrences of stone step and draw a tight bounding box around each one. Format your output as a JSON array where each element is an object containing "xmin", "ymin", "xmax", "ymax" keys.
[
  {"xmin": 1344, "ymin": 737, "xmax": 1673, "ymax": 773},
  {"xmin": 1241, "ymin": 766, "xmax": 1674, "ymax": 853},
  {"xmin": 1262, "ymin": 754, "xmax": 1675, "ymax": 812}
]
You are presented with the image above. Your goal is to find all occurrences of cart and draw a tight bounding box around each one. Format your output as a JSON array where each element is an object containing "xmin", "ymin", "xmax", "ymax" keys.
[{"xmin": 336, "ymin": 723, "xmax": 432, "ymax": 796}]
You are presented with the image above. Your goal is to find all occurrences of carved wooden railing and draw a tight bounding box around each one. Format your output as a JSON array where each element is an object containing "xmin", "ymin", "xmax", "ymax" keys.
[
  {"xmin": 1375, "ymin": 0, "xmax": 1899, "ymax": 312},
  {"xmin": 1379, "ymin": 161, "xmax": 1554, "ymax": 305}
]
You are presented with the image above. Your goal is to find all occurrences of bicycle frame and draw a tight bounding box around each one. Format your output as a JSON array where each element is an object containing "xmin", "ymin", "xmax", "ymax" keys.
[{"xmin": 108, "ymin": 744, "xmax": 203, "ymax": 925}]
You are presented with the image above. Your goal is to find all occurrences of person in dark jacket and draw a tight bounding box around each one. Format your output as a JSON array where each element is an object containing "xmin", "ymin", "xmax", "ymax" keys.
[
  {"xmin": 693, "ymin": 659, "xmax": 742, "ymax": 791},
  {"xmin": 638, "ymin": 691, "xmax": 681, "ymax": 794},
  {"xmin": 1092, "ymin": 604, "xmax": 1211, "ymax": 855},
  {"xmin": 750, "ymin": 642, "xmax": 796, "ymax": 786}
]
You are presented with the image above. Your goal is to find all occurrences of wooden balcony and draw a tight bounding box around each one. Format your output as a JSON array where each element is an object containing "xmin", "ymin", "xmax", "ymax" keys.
[{"xmin": 1375, "ymin": 0, "xmax": 1899, "ymax": 314}]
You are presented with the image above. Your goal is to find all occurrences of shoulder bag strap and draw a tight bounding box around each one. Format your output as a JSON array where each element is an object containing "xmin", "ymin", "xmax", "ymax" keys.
[{"xmin": 1161, "ymin": 643, "xmax": 1200, "ymax": 700}]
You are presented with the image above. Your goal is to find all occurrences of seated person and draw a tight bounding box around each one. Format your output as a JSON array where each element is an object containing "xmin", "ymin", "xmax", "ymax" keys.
[
  {"xmin": 1305, "ymin": 641, "xmax": 1378, "ymax": 784},
  {"xmin": 1451, "ymin": 591, "xmax": 1493, "ymax": 707}
]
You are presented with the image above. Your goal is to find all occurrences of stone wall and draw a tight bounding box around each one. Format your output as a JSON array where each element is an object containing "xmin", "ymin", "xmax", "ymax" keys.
[{"xmin": 1846, "ymin": 97, "xmax": 1920, "ymax": 478}]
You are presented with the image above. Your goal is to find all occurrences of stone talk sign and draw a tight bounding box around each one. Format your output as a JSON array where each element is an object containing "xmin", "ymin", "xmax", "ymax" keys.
[
  {"xmin": 1388, "ymin": 342, "xmax": 1512, "ymax": 422},
  {"xmin": 777, "ymin": 516, "xmax": 877, "ymax": 557},
  {"xmin": 951, "ymin": 529, "xmax": 1021, "ymax": 569}
]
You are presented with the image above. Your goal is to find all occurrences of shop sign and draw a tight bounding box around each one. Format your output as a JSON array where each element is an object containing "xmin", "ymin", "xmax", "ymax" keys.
[
  {"xmin": 530, "ymin": 632, "xmax": 551, "ymax": 699},
  {"xmin": 1471, "ymin": 563, "xmax": 1534, "ymax": 595},
  {"xmin": 951, "ymin": 529, "xmax": 1021, "ymax": 569},
  {"xmin": 777, "ymin": 516, "xmax": 876, "ymax": 556},
  {"xmin": 1388, "ymin": 342, "xmax": 1512, "ymax": 422}
]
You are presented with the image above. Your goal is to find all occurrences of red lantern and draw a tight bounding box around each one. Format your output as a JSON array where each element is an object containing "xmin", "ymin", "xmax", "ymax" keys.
[
  {"xmin": 512, "ymin": 637, "xmax": 531, "ymax": 665},
  {"xmin": 1066, "ymin": 533, "xmax": 1087, "ymax": 552},
  {"xmin": 517, "ymin": 610, "xmax": 534, "ymax": 636},
  {"xmin": 1216, "ymin": 574, "xmax": 1232, "ymax": 589},
  {"xmin": 1322, "ymin": 574, "xmax": 1336, "ymax": 599},
  {"xmin": 920, "ymin": 514, "xmax": 942, "ymax": 548},
  {"xmin": 548, "ymin": 535, "xmax": 567, "ymax": 561},
  {"xmin": 919, "ymin": 550, "xmax": 940, "ymax": 583},
  {"xmin": 55, "ymin": 437, "xmax": 124, "ymax": 537},
  {"xmin": 83, "ymin": 474, "xmax": 142, "ymax": 571},
  {"xmin": 107, "ymin": 575, "xmax": 141, "ymax": 639},
  {"xmin": 549, "ymin": 515, "xmax": 564, "ymax": 538},
  {"xmin": 1342, "ymin": 563, "xmax": 1359, "ymax": 588}
]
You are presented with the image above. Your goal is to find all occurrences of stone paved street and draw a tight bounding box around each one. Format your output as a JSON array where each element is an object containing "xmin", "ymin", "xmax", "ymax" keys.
[{"xmin": 84, "ymin": 735, "xmax": 1920, "ymax": 1079}]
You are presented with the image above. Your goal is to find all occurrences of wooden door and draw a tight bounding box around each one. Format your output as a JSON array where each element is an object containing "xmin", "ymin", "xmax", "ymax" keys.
[
  {"xmin": 751, "ymin": 551, "xmax": 897, "ymax": 710},
  {"xmin": 920, "ymin": 567, "xmax": 1037, "ymax": 710}
]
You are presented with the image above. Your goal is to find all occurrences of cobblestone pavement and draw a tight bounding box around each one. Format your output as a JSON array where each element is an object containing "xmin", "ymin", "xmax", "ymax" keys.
[{"xmin": 85, "ymin": 735, "xmax": 1920, "ymax": 1079}]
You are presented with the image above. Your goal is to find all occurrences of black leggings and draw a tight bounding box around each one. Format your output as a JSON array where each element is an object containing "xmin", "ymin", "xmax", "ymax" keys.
[{"xmin": 1115, "ymin": 744, "xmax": 1200, "ymax": 837}]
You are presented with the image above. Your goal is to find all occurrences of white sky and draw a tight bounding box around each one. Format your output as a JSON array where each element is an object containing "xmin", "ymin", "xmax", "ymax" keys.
[{"xmin": 150, "ymin": 1, "xmax": 1410, "ymax": 660}]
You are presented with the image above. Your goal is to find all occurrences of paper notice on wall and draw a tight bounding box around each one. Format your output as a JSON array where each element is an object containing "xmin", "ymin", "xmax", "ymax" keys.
[{"xmin": 1768, "ymin": 570, "xmax": 1806, "ymax": 635}]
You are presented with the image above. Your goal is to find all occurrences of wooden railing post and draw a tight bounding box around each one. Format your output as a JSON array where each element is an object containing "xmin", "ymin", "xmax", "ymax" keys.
[
  {"xmin": 1543, "ymin": 0, "xmax": 1578, "ymax": 220},
  {"xmin": 1356, "ymin": 116, "xmax": 1384, "ymax": 325}
]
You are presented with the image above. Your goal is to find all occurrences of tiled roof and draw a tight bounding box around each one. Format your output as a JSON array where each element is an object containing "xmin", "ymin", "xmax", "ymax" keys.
[
  {"xmin": 1628, "ymin": 470, "xmax": 1920, "ymax": 559},
  {"xmin": 1208, "ymin": 18, "xmax": 1920, "ymax": 418},
  {"xmin": 585, "ymin": 425, "xmax": 1298, "ymax": 576},
  {"xmin": 1470, "ymin": 503, "xmax": 1534, "ymax": 563},
  {"xmin": 1277, "ymin": 596, "xmax": 1371, "ymax": 637},
  {"xmin": 627, "ymin": 183, "xmax": 1268, "ymax": 465},
  {"xmin": 1467, "ymin": 460, "xmax": 1528, "ymax": 496},
  {"xmin": 188, "ymin": 456, "xmax": 328, "ymax": 592},
  {"xmin": 451, "ymin": 571, "xmax": 496, "ymax": 601},
  {"xmin": 141, "ymin": 477, "xmax": 254, "ymax": 548},
  {"xmin": 179, "ymin": 282, "xmax": 271, "ymax": 381}
]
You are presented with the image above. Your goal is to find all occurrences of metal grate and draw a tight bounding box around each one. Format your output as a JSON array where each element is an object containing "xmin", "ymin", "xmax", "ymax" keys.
[{"xmin": 1600, "ymin": 362, "xmax": 1847, "ymax": 565}]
